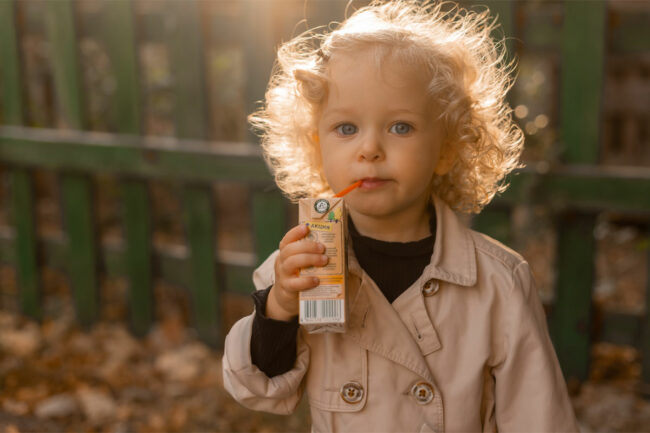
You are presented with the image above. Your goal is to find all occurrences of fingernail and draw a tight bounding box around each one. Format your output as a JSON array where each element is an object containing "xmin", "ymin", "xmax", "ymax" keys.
[{"xmin": 312, "ymin": 277, "xmax": 320, "ymax": 285}]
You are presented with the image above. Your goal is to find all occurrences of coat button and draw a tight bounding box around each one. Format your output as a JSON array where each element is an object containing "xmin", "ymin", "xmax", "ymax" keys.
[
  {"xmin": 411, "ymin": 382, "xmax": 434, "ymax": 404},
  {"xmin": 340, "ymin": 382, "xmax": 364, "ymax": 404},
  {"xmin": 422, "ymin": 279, "xmax": 439, "ymax": 296}
]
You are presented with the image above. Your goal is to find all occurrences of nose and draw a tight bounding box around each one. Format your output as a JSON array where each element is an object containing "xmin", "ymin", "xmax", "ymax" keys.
[{"xmin": 357, "ymin": 131, "xmax": 384, "ymax": 162}]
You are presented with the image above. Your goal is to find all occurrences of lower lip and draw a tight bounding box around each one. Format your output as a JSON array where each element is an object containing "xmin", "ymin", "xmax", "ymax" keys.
[{"xmin": 359, "ymin": 179, "xmax": 389, "ymax": 190}]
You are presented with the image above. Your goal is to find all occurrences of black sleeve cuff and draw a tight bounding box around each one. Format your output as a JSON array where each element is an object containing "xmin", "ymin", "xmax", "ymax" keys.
[{"xmin": 250, "ymin": 285, "xmax": 299, "ymax": 378}]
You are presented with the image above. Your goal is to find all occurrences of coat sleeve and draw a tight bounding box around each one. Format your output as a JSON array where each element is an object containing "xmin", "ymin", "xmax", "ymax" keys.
[
  {"xmin": 493, "ymin": 261, "xmax": 580, "ymax": 432},
  {"xmin": 221, "ymin": 249, "xmax": 310, "ymax": 415}
]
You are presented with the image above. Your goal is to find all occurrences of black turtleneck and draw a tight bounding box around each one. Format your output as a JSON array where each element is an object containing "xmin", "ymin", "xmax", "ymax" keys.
[
  {"xmin": 250, "ymin": 206, "xmax": 436, "ymax": 377},
  {"xmin": 348, "ymin": 208, "xmax": 435, "ymax": 303}
]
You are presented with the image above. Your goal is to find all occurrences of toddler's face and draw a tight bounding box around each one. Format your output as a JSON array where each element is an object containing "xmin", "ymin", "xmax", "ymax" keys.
[{"xmin": 317, "ymin": 49, "xmax": 448, "ymax": 221}]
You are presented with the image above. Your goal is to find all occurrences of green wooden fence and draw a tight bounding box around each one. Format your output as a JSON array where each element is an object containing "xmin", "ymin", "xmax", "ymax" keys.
[
  {"xmin": 0, "ymin": 0, "xmax": 649, "ymax": 396},
  {"xmin": 473, "ymin": 0, "xmax": 650, "ymax": 397}
]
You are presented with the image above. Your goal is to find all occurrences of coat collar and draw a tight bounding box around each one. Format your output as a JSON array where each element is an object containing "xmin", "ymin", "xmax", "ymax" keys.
[{"xmin": 424, "ymin": 195, "xmax": 476, "ymax": 287}]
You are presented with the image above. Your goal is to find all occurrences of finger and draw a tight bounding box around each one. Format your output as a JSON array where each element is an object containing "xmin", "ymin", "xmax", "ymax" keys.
[
  {"xmin": 282, "ymin": 275, "xmax": 321, "ymax": 293},
  {"xmin": 281, "ymin": 253, "xmax": 329, "ymax": 277},
  {"xmin": 280, "ymin": 238, "xmax": 325, "ymax": 259},
  {"xmin": 279, "ymin": 224, "xmax": 310, "ymax": 249}
]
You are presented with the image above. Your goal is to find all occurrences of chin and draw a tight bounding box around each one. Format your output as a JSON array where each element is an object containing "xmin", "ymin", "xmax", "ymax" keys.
[{"xmin": 347, "ymin": 199, "xmax": 397, "ymax": 218}]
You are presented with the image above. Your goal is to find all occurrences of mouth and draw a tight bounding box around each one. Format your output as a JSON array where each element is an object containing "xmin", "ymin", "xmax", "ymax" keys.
[{"xmin": 357, "ymin": 177, "xmax": 390, "ymax": 190}]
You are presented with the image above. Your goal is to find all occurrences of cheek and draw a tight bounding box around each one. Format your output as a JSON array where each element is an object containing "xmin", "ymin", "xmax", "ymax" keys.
[
  {"xmin": 398, "ymin": 152, "xmax": 437, "ymax": 184},
  {"xmin": 319, "ymin": 146, "xmax": 341, "ymax": 189}
]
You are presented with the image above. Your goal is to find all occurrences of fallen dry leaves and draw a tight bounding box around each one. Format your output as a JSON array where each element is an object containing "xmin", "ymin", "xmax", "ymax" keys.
[
  {"xmin": 0, "ymin": 293, "xmax": 649, "ymax": 432},
  {"xmin": 0, "ymin": 300, "xmax": 310, "ymax": 433}
]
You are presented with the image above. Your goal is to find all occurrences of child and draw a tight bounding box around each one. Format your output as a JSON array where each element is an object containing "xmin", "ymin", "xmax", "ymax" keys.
[{"xmin": 223, "ymin": 0, "xmax": 579, "ymax": 431}]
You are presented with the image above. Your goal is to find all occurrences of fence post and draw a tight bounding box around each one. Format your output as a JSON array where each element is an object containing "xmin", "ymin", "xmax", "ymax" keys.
[
  {"xmin": 45, "ymin": 0, "xmax": 99, "ymax": 327},
  {"xmin": 550, "ymin": 0, "xmax": 607, "ymax": 383},
  {"xmin": 552, "ymin": 211, "xmax": 597, "ymax": 382},
  {"xmin": 0, "ymin": 0, "xmax": 41, "ymax": 319},
  {"xmin": 100, "ymin": 0, "xmax": 154, "ymax": 337},
  {"xmin": 167, "ymin": 0, "xmax": 221, "ymax": 346}
]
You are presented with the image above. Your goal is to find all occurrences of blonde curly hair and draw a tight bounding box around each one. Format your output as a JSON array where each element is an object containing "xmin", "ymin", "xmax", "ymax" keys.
[{"xmin": 248, "ymin": 0, "xmax": 524, "ymax": 214}]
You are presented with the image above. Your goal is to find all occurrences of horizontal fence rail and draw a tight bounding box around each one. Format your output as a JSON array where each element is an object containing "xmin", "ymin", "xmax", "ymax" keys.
[{"xmin": 0, "ymin": 126, "xmax": 271, "ymax": 183}]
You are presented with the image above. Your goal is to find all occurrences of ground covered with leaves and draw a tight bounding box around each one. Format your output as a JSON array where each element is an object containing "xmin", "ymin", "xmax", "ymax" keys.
[
  {"xmin": 1, "ymin": 300, "xmax": 650, "ymax": 433},
  {"xmin": 0, "ymin": 300, "xmax": 310, "ymax": 433}
]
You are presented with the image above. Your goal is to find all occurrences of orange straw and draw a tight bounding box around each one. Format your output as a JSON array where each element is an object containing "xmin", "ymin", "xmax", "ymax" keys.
[{"xmin": 334, "ymin": 180, "xmax": 362, "ymax": 198}]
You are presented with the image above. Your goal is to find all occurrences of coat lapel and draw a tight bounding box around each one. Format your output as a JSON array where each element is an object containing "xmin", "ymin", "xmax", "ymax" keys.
[{"xmin": 344, "ymin": 245, "xmax": 436, "ymax": 383}]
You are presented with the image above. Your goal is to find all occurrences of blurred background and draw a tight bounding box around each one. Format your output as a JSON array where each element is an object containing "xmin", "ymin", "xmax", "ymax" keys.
[{"xmin": 0, "ymin": 0, "xmax": 649, "ymax": 431}]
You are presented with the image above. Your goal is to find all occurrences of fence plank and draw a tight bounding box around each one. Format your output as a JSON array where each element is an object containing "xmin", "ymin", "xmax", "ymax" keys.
[
  {"xmin": 182, "ymin": 186, "xmax": 221, "ymax": 345},
  {"xmin": 102, "ymin": 0, "xmax": 153, "ymax": 335},
  {"xmin": 168, "ymin": 0, "xmax": 221, "ymax": 346},
  {"xmin": 0, "ymin": 0, "xmax": 41, "ymax": 319},
  {"xmin": 550, "ymin": 212, "xmax": 596, "ymax": 383},
  {"xmin": 60, "ymin": 175, "xmax": 98, "ymax": 326},
  {"xmin": 0, "ymin": 0, "xmax": 24, "ymax": 126},
  {"xmin": 558, "ymin": 6, "xmax": 607, "ymax": 367},
  {"xmin": 642, "ymin": 242, "xmax": 650, "ymax": 397},
  {"xmin": 103, "ymin": 1, "xmax": 141, "ymax": 134},
  {"xmin": 252, "ymin": 189, "xmax": 287, "ymax": 266},
  {"xmin": 167, "ymin": 1, "xmax": 208, "ymax": 141},
  {"xmin": 122, "ymin": 179, "xmax": 153, "ymax": 336},
  {"xmin": 11, "ymin": 170, "xmax": 41, "ymax": 319},
  {"xmin": 550, "ymin": 0, "xmax": 607, "ymax": 383},
  {"xmin": 181, "ymin": 178, "xmax": 220, "ymax": 334},
  {"xmin": 45, "ymin": 0, "xmax": 99, "ymax": 327},
  {"xmin": 44, "ymin": 1, "xmax": 85, "ymax": 128},
  {"xmin": 560, "ymin": 0, "xmax": 606, "ymax": 164}
]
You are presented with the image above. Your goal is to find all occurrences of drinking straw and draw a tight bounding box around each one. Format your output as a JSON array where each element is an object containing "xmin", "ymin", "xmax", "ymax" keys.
[{"xmin": 334, "ymin": 180, "xmax": 362, "ymax": 197}]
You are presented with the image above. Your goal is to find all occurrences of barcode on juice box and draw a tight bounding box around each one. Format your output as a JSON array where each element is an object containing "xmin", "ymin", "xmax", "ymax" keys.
[{"xmin": 300, "ymin": 299, "xmax": 343, "ymax": 323}]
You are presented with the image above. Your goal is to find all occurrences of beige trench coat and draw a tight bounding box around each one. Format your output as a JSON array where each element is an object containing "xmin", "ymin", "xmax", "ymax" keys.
[{"xmin": 222, "ymin": 196, "xmax": 579, "ymax": 433}]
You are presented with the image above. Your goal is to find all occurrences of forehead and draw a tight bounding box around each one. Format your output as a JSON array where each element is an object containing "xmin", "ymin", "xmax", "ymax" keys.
[{"xmin": 322, "ymin": 49, "xmax": 433, "ymax": 114}]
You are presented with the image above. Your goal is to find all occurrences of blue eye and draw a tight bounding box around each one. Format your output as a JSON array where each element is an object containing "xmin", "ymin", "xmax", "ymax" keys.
[
  {"xmin": 335, "ymin": 123, "xmax": 357, "ymax": 136},
  {"xmin": 390, "ymin": 122, "xmax": 412, "ymax": 135}
]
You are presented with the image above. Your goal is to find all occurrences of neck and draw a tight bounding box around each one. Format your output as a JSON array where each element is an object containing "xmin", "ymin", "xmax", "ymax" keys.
[{"xmin": 348, "ymin": 201, "xmax": 432, "ymax": 242}]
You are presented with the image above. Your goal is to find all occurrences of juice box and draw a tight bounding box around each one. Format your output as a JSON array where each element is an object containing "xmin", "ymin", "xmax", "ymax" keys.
[{"xmin": 298, "ymin": 197, "xmax": 348, "ymax": 333}]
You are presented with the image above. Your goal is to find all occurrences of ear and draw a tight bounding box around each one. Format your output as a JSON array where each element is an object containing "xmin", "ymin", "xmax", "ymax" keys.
[{"xmin": 434, "ymin": 145, "xmax": 455, "ymax": 176}]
